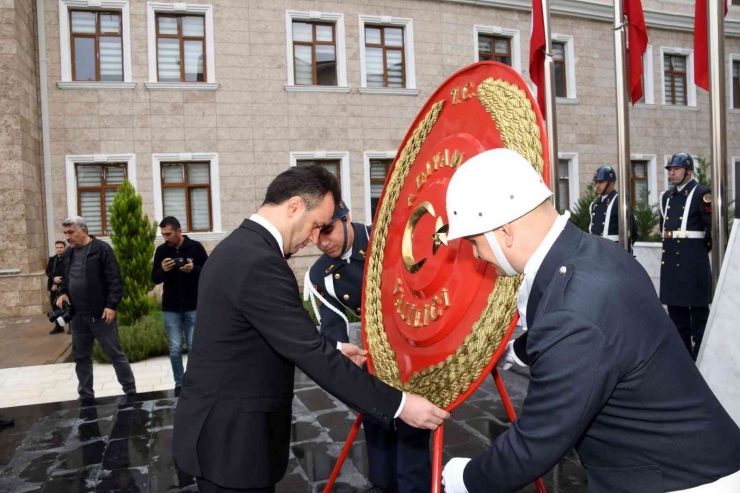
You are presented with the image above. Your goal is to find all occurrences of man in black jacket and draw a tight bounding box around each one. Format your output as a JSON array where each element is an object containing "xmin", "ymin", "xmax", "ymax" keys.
[
  {"xmin": 441, "ymin": 149, "xmax": 740, "ymax": 493},
  {"xmin": 173, "ymin": 165, "xmax": 449, "ymax": 493},
  {"xmin": 56, "ymin": 216, "xmax": 136, "ymax": 400},
  {"xmin": 152, "ymin": 216, "xmax": 208, "ymax": 392},
  {"xmin": 46, "ymin": 240, "xmax": 67, "ymax": 334}
]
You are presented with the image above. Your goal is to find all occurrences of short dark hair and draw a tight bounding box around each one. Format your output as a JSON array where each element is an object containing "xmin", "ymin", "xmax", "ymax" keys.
[
  {"xmin": 159, "ymin": 216, "xmax": 181, "ymax": 230},
  {"xmin": 262, "ymin": 165, "xmax": 340, "ymax": 211},
  {"xmin": 55, "ymin": 240, "xmax": 66, "ymax": 247}
]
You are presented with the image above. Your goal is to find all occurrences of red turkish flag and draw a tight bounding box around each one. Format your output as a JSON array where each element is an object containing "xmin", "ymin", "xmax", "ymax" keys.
[
  {"xmin": 530, "ymin": 0, "xmax": 546, "ymax": 117},
  {"xmin": 694, "ymin": 0, "xmax": 728, "ymax": 91},
  {"xmin": 624, "ymin": 0, "xmax": 649, "ymax": 104}
]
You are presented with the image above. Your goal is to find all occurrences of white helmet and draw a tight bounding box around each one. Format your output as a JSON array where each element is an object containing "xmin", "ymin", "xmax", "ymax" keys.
[{"xmin": 446, "ymin": 148, "xmax": 552, "ymax": 242}]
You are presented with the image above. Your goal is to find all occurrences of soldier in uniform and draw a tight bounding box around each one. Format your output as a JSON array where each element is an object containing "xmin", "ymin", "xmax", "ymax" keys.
[
  {"xmin": 304, "ymin": 201, "xmax": 431, "ymax": 493},
  {"xmin": 589, "ymin": 166, "xmax": 638, "ymax": 244},
  {"xmin": 660, "ymin": 153, "xmax": 713, "ymax": 360}
]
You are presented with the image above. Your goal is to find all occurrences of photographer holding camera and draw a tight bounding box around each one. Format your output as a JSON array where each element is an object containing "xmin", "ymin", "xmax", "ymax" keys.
[
  {"xmin": 46, "ymin": 240, "xmax": 67, "ymax": 334},
  {"xmin": 151, "ymin": 216, "xmax": 208, "ymax": 393},
  {"xmin": 55, "ymin": 216, "xmax": 136, "ymax": 401}
]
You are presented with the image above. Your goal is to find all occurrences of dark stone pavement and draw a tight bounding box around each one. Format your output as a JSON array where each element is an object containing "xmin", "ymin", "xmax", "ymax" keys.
[{"xmin": 0, "ymin": 365, "xmax": 587, "ymax": 492}]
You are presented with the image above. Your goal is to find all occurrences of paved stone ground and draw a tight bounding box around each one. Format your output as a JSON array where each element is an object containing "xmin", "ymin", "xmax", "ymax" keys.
[
  {"xmin": 0, "ymin": 315, "xmax": 71, "ymax": 369},
  {"xmin": 0, "ymin": 366, "xmax": 587, "ymax": 493}
]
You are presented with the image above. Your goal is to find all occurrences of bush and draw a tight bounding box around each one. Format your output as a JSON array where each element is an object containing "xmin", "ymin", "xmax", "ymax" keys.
[
  {"xmin": 109, "ymin": 180, "xmax": 158, "ymax": 326},
  {"xmin": 93, "ymin": 309, "xmax": 169, "ymax": 364},
  {"xmin": 634, "ymin": 188, "xmax": 662, "ymax": 242},
  {"xmin": 693, "ymin": 156, "xmax": 736, "ymax": 233},
  {"xmin": 569, "ymin": 183, "xmax": 598, "ymax": 233}
]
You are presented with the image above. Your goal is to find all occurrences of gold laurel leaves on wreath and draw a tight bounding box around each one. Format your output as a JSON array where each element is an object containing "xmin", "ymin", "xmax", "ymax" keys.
[{"xmin": 365, "ymin": 78, "xmax": 546, "ymax": 408}]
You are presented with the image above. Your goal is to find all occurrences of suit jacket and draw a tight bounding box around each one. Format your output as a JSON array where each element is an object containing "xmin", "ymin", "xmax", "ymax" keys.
[
  {"xmin": 45, "ymin": 255, "xmax": 64, "ymax": 291},
  {"xmin": 659, "ymin": 179, "xmax": 713, "ymax": 306},
  {"xmin": 588, "ymin": 190, "xmax": 639, "ymax": 243},
  {"xmin": 464, "ymin": 222, "xmax": 740, "ymax": 493},
  {"xmin": 173, "ymin": 219, "xmax": 403, "ymax": 489},
  {"xmin": 308, "ymin": 222, "xmax": 371, "ymax": 343}
]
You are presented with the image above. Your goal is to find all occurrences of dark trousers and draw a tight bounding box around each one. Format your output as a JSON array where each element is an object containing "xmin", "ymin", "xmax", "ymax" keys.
[
  {"xmin": 364, "ymin": 419, "xmax": 431, "ymax": 493},
  {"xmin": 71, "ymin": 315, "xmax": 136, "ymax": 399},
  {"xmin": 667, "ymin": 305, "xmax": 710, "ymax": 361},
  {"xmin": 197, "ymin": 477, "xmax": 274, "ymax": 493}
]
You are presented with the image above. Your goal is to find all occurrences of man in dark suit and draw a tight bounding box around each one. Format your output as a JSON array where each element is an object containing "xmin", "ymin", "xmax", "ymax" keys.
[
  {"xmin": 588, "ymin": 166, "xmax": 638, "ymax": 245},
  {"xmin": 660, "ymin": 153, "xmax": 713, "ymax": 360},
  {"xmin": 305, "ymin": 202, "xmax": 431, "ymax": 493},
  {"xmin": 46, "ymin": 240, "xmax": 67, "ymax": 334},
  {"xmin": 441, "ymin": 149, "xmax": 740, "ymax": 493},
  {"xmin": 173, "ymin": 165, "xmax": 449, "ymax": 493}
]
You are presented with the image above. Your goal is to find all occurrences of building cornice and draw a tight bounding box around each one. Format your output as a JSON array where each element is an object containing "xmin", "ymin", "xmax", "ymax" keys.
[{"xmin": 445, "ymin": 0, "xmax": 740, "ymax": 37}]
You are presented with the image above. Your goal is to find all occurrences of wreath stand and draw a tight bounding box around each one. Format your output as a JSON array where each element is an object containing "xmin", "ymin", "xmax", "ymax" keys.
[{"xmin": 322, "ymin": 367, "xmax": 547, "ymax": 493}]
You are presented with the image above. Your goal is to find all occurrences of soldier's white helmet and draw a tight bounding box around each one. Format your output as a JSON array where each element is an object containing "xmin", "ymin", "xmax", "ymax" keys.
[{"xmin": 446, "ymin": 148, "xmax": 552, "ymax": 242}]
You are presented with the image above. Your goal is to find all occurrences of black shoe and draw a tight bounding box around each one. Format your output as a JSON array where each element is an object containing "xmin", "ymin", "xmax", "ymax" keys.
[
  {"xmin": 66, "ymin": 326, "xmax": 72, "ymax": 334},
  {"xmin": 49, "ymin": 326, "xmax": 64, "ymax": 334},
  {"xmin": 0, "ymin": 415, "xmax": 14, "ymax": 427},
  {"xmin": 174, "ymin": 386, "xmax": 182, "ymax": 397}
]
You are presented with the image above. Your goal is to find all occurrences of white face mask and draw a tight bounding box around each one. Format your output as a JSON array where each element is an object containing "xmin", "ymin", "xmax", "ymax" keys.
[{"xmin": 484, "ymin": 230, "xmax": 519, "ymax": 277}]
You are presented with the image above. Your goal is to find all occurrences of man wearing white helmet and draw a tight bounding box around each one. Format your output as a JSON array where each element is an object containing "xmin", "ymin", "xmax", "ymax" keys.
[{"xmin": 441, "ymin": 149, "xmax": 740, "ymax": 493}]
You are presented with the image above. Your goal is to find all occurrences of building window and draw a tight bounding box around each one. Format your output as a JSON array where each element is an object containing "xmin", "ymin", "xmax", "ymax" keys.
[
  {"xmin": 634, "ymin": 46, "xmax": 654, "ymax": 105},
  {"xmin": 370, "ymin": 159, "xmax": 392, "ymax": 220},
  {"xmin": 296, "ymin": 159, "xmax": 342, "ymax": 189},
  {"xmin": 155, "ymin": 14, "xmax": 205, "ymax": 83},
  {"xmin": 364, "ymin": 26, "xmax": 405, "ymax": 88},
  {"xmin": 557, "ymin": 159, "xmax": 570, "ymax": 211},
  {"xmin": 664, "ymin": 54, "xmax": 687, "ymax": 105},
  {"xmin": 161, "ymin": 162, "xmax": 212, "ymax": 232},
  {"xmin": 553, "ymin": 42, "xmax": 567, "ymax": 98},
  {"xmin": 75, "ymin": 163, "xmax": 127, "ymax": 235},
  {"xmin": 69, "ymin": 11, "xmax": 123, "ymax": 82},
  {"xmin": 285, "ymin": 11, "xmax": 347, "ymax": 92},
  {"xmin": 632, "ymin": 160, "xmax": 649, "ymax": 207},
  {"xmin": 734, "ymin": 59, "xmax": 740, "ymax": 108},
  {"xmin": 292, "ymin": 22, "xmax": 337, "ymax": 86},
  {"xmin": 58, "ymin": 0, "xmax": 133, "ymax": 88},
  {"xmin": 146, "ymin": 3, "xmax": 217, "ymax": 89},
  {"xmin": 478, "ymin": 35, "xmax": 511, "ymax": 65}
]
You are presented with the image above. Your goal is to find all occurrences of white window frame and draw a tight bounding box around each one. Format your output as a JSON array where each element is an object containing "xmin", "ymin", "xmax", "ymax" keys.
[
  {"xmin": 285, "ymin": 10, "xmax": 349, "ymax": 93},
  {"xmin": 552, "ymin": 34, "xmax": 577, "ymax": 103},
  {"xmin": 57, "ymin": 0, "xmax": 135, "ymax": 90},
  {"xmin": 660, "ymin": 47, "xmax": 697, "ymax": 108},
  {"xmin": 363, "ymin": 151, "xmax": 396, "ymax": 225},
  {"xmin": 289, "ymin": 151, "xmax": 352, "ymax": 212},
  {"xmin": 151, "ymin": 153, "xmax": 223, "ymax": 239},
  {"xmin": 663, "ymin": 154, "xmax": 699, "ymax": 191},
  {"xmin": 358, "ymin": 15, "xmax": 418, "ymax": 96},
  {"xmin": 65, "ymin": 153, "xmax": 137, "ymax": 236},
  {"xmin": 557, "ymin": 153, "xmax": 580, "ymax": 210},
  {"xmin": 729, "ymin": 53, "xmax": 740, "ymax": 111},
  {"xmin": 145, "ymin": 2, "xmax": 219, "ymax": 91},
  {"xmin": 631, "ymin": 154, "xmax": 658, "ymax": 205},
  {"xmin": 473, "ymin": 25, "xmax": 521, "ymax": 75},
  {"xmin": 635, "ymin": 45, "xmax": 655, "ymax": 106}
]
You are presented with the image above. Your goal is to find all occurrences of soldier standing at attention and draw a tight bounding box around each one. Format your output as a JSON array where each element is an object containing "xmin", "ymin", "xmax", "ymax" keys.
[
  {"xmin": 660, "ymin": 152, "xmax": 713, "ymax": 360},
  {"xmin": 589, "ymin": 166, "xmax": 638, "ymax": 244}
]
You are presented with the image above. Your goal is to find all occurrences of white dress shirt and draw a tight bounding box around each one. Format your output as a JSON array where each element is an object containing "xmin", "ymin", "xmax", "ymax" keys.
[{"xmin": 249, "ymin": 214, "xmax": 406, "ymax": 419}]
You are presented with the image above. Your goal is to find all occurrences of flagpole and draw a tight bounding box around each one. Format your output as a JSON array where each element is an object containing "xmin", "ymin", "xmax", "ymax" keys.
[
  {"xmin": 542, "ymin": 0, "xmax": 559, "ymax": 209},
  {"xmin": 613, "ymin": 0, "xmax": 633, "ymax": 250},
  {"xmin": 708, "ymin": 0, "xmax": 728, "ymax": 288}
]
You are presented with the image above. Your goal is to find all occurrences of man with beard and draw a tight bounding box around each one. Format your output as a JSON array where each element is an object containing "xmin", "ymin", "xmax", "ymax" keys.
[{"xmin": 173, "ymin": 165, "xmax": 449, "ymax": 493}]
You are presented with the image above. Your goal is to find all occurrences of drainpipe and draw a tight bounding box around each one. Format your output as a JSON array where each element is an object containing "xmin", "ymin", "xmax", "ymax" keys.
[{"xmin": 37, "ymin": 0, "xmax": 55, "ymax": 257}]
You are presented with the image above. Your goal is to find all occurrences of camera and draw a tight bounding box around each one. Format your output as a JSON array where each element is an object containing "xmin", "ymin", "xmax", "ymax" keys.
[
  {"xmin": 171, "ymin": 257, "xmax": 187, "ymax": 268},
  {"xmin": 47, "ymin": 301, "xmax": 74, "ymax": 327}
]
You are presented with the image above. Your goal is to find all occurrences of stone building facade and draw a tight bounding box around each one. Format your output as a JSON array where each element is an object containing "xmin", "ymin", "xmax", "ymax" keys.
[{"xmin": 1, "ymin": 0, "xmax": 739, "ymax": 317}]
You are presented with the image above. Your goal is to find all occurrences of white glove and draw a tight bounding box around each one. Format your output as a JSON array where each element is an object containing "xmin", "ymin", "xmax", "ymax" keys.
[
  {"xmin": 497, "ymin": 340, "xmax": 527, "ymax": 371},
  {"xmin": 442, "ymin": 457, "xmax": 471, "ymax": 493}
]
